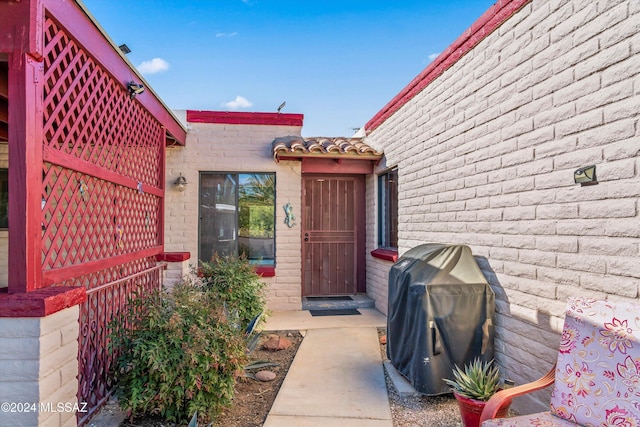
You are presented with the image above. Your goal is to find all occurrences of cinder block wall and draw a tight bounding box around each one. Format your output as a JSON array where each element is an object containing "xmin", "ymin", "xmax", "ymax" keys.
[
  {"xmin": 0, "ymin": 306, "xmax": 80, "ymax": 427},
  {"xmin": 365, "ymin": 0, "xmax": 639, "ymax": 413},
  {"xmin": 164, "ymin": 113, "xmax": 303, "ymax": 311}
]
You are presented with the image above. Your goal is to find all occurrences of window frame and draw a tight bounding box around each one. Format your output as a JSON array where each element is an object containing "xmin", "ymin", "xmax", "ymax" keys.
[
  {"xmin": 198, "ymin": 171, "xmax": 276, "ymax": 266},
  {"xmin": 377, "ymin": 167, "xmax": 398, "ymax": 251}
]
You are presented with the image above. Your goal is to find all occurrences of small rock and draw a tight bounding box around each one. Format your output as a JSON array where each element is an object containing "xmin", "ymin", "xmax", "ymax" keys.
[
  {"xmin": 380, "ymin": 335, "xmax": 387, "ymax": 345},
  {"xmin": 255, "ymin": 370, "xmax": 276, "ymax": 382},
  {"xmin": 262, "ymin": 336, "xmax": 292, "ymax": 351}
]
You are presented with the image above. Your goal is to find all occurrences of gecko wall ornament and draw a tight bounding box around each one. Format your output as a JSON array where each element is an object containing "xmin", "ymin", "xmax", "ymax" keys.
[{"xmin": 283, "ymin": 203, "xmax": 296, "ymax": 228}]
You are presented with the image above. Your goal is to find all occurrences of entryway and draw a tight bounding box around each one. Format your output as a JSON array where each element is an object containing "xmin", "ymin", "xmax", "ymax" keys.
[{"xmin": 301, "ymin": 175, "xmax": 365, "ymax": 296}]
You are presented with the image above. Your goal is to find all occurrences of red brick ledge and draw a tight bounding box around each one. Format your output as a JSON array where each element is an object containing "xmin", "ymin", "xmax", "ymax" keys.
[
  {"xmin": 371, "ymin": 248, "xmax": 399, "ymax": 262},
  {"xmin": 0, "ymin": 286, "xmax": 87, "ymax": 318},
  {"xmin": 365, "ymin": 0, "xmax": 531, "ymax": 134},
  {"xmin": 156, "ymin": 252, "xmax": 191, "ymax": 262},
  {"xmin": 187, "ymin": 111, "xmax": 304, "ymax": 127}
]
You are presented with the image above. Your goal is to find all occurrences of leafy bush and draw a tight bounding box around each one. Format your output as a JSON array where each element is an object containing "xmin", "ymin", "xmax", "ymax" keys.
[
  {"xmin": 109, "ymin": 280, "xmax": 247, "ymax": 424},
  {"xmin": 199, "ymin": 254, "xmax": 267, "ymax": 330}
]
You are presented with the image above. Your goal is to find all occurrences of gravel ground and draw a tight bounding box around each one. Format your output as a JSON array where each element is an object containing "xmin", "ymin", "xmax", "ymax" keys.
[
  {"xmin": 380, "ymin": 328, "xmax": 464, "ymax": 427},
  {"xmin": 384, "ymin": 371, "xmax": 463, "ymax": 427}
]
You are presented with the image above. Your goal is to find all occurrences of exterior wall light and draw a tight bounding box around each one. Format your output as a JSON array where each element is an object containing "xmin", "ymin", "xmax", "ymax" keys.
[
  {"xmin": 174, "ymin": 174, "xmax": 187, "ymax": 192},
  {"xmin": 574, "ymin": 165, "xmax": 597, "ymax": 186},
  {"xmin": 127, "ymin": 81, "xmax": 145, "ymax": 99}
]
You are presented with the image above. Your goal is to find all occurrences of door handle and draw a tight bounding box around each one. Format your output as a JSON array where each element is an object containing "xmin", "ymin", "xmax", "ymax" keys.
[{"xmin": 304, "ymin": 237, "xmax": 309, "ymax": 242}]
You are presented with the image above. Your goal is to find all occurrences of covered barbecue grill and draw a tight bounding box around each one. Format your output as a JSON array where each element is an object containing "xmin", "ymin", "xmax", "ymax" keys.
[{"xmin": 387, "ymin": 243, "xmax": 495, "ymax": 395}]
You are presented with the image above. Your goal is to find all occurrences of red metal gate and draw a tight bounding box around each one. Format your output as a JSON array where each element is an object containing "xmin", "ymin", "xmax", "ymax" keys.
[
  {"xmin": 40, "ymin": 15, "xmax": 167, "ymax": 425},
  {"xmin": 302, "ymin": 175, "xmax": 365, "ymax": 296}
]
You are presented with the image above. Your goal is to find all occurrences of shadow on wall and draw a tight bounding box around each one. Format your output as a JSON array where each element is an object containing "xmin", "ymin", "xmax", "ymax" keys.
[{"xmin": 474, "ymin": 256, "xmax": 558, "ymax": 414}]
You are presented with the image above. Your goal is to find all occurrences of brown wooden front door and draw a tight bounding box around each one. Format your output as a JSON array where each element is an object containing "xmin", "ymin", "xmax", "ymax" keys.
[{"xmin": 302, "ymin": 175, "xmax": 365, "ymax": 296}]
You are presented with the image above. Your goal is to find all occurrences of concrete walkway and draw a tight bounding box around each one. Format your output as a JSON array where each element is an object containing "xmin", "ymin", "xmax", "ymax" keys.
[{"xmin": 262, "ymin": 309, "xmax": 392, "ymax": 427}]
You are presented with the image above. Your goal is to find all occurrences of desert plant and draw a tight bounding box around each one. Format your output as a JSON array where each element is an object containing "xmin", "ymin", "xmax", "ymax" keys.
[
  {"xmin": 199, "ymin": 254, "xmax": 267, "ymax": 330},
  {"xmin": 443, "ymin": 358, "xmax": 501, "ymax": 401},
  {"xmin": 109, "ymin": 280, "xmax": 247, "ymax": 424}
]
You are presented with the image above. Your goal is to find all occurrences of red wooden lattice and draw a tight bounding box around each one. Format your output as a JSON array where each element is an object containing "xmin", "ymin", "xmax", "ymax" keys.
[{"xmin": 41, "ymin": 16, "xmax": 166, "ymax": 424}]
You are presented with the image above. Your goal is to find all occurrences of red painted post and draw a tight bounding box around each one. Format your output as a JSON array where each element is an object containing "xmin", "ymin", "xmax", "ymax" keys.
[
  {"xmin": 158, "ymin": 126, "xmax": 166, "ymax": 248},
  {"xmin": 8, "ymin": 53, "xmax": 44, "ymax": 293}
]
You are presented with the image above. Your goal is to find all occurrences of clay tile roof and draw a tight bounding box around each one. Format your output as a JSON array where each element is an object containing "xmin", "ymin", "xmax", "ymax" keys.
[{"xmin": 272, "ymin": 136, "xmax": 383, "ymax": 161}]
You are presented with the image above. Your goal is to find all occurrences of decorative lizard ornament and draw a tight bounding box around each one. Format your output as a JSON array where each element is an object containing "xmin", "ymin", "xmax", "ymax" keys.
[{"xmin": 283, "ymin": 203, "xmax": 296, "ymax": 228}]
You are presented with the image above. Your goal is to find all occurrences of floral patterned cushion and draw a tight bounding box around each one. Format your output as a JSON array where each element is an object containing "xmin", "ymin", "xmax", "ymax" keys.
[
  {"xmin": 549, "ymin": 297, "xmax": 640, "ymax": 426},
  {"xmin": 482, "ymin": 411, "xmax": 577, "ymax": 426}
]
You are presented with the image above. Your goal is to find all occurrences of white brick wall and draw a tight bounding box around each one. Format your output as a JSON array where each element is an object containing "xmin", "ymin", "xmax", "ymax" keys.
[
  {"xmin": 164, "ymin": 115, "xmax": 303, "ymax": 311},
  {"xmin": 0, "ymin": 306, "xmax": 80, "ymax": 427},
  {"xmin": 366, "ymin": 0, "xmax": 639, "ymax": 414}
]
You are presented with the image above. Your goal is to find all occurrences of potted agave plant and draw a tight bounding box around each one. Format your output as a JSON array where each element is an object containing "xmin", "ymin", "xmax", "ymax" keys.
[{"xmin": 443, "ymin": 358, "xmax": 510, "ymax": 427}]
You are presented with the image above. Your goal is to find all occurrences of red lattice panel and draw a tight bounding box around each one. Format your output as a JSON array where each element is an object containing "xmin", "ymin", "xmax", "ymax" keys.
[
  {"xmin": 42, "ymin": 164, "xmax": 161, "ymax": 271},
  {"xmin": 41, "ymin": 17, "xmax": 165, "ymax": 284},
  {"xmin": 42, "ymin": 19, "xmax": 163, "ymax": 186}
]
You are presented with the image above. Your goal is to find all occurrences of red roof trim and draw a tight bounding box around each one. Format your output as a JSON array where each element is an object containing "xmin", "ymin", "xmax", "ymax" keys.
[
  {"xmin": 365, "ymin": 0, "xmax": 531, "ymax": 134},
  {"xmin": 187, "ymin": 111, "xmax": 304, "ymax": 127},
  {"xmin": 0, "ymin": 286, "xmax": 86, "ymax": 317}
]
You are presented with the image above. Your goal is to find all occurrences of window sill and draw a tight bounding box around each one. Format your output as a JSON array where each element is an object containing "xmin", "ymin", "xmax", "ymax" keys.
[
  {"xmin": 370, "ymin": 248, "xmax": 398, "ymax": 262},
  {"xmin": 254, "ymin": 266, "xmax": 275, "ymax": 277}
]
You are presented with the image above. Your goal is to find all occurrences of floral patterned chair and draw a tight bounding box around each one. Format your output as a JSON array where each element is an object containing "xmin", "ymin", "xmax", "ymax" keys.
[{"xmin": 480, "ymin": 297, "xmax": 640, "ymax": 426}]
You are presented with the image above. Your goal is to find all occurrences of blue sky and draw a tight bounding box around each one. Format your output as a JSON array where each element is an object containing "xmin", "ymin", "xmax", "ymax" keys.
[{"xmin": 83, "ymin": 0, "xmax": 496, "ymax": 136}]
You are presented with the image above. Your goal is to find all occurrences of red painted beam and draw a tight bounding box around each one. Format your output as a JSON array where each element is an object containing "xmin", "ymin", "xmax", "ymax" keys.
[
  {"xmin": 43, "ymin": 146, "xmax": 163, "ymax": 197},
  {"xmin": 365, "ymin": 0, "xmax": 531, "ymax": 134},
  {"xmin": 0, "ymin": 286, "xmax": 86, "ymax": 317},
  {"xmin": 187, "ymin": 110, "xmax": 304, "ymax": 127},
  {"xmin": 44, "ymin": 0, "xmax": 186, "ymax": 145},
  {"xmin": 41, "ymin": 246, "xmax": 164, "ymax": 287},
  {"xmin": 0, "ymin": 0, "xmax": 44, "ymax": 60}
]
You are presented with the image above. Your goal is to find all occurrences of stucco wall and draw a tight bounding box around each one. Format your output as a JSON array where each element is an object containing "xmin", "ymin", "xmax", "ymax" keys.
[
  {"xmin": 365, "ymin": 0, "xmax": 639, "ymax": 413},
  {"xmin": 164, "ymin": 112, "xmax": 303, "ymax": 311}
]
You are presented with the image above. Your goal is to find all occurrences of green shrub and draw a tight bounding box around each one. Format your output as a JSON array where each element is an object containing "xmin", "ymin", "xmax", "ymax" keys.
[
  {"xmin": 109, "ymin": 280, "xmax": 247, "ymax": 424},
  {"xmin": 199, "ymin": 254, "xmax": 267, "ymax": 330}
]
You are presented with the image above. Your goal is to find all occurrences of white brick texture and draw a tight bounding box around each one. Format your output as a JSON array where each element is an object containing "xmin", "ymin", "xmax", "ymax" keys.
[
  {"xmin": 365, "ymin": 0, "xmax": 640, "ymax": 415},
  {"xmin": 0, "ymin": 306, "xmax": 80, "ymax": 427},
  {"xmin": 164, "ymin": 119, "xmax": 303, "ymax": 311}
]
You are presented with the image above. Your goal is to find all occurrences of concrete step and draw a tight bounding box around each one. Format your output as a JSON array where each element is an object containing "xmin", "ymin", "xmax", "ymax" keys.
[{"xmin": 302, "ymin": 294, "xmax": 375, "ymax": 311}]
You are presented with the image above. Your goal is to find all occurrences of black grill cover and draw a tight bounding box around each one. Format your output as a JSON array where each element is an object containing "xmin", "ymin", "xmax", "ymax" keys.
[{"xmin": 387, "ymin": 244, "xmax": 495, "ymax": 395}]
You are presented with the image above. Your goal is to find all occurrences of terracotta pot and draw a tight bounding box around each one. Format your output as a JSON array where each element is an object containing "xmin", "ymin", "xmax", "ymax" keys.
[{"xmin": 453, "ymin": 391, "xmax": 510, "ymax": 427}]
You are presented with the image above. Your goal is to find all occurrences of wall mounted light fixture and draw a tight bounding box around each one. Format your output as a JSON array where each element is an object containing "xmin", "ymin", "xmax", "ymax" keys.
[
  {"xmin": 127, "ymin": 81, "xmax": 145, "ymax": 99},
  {"xmin": 174, "ymin": 174, "xmax": 187, "ymax": 192},
  {"xmin": 574, "ymin": 165, "xmax": 597, "ymax": 186}
]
